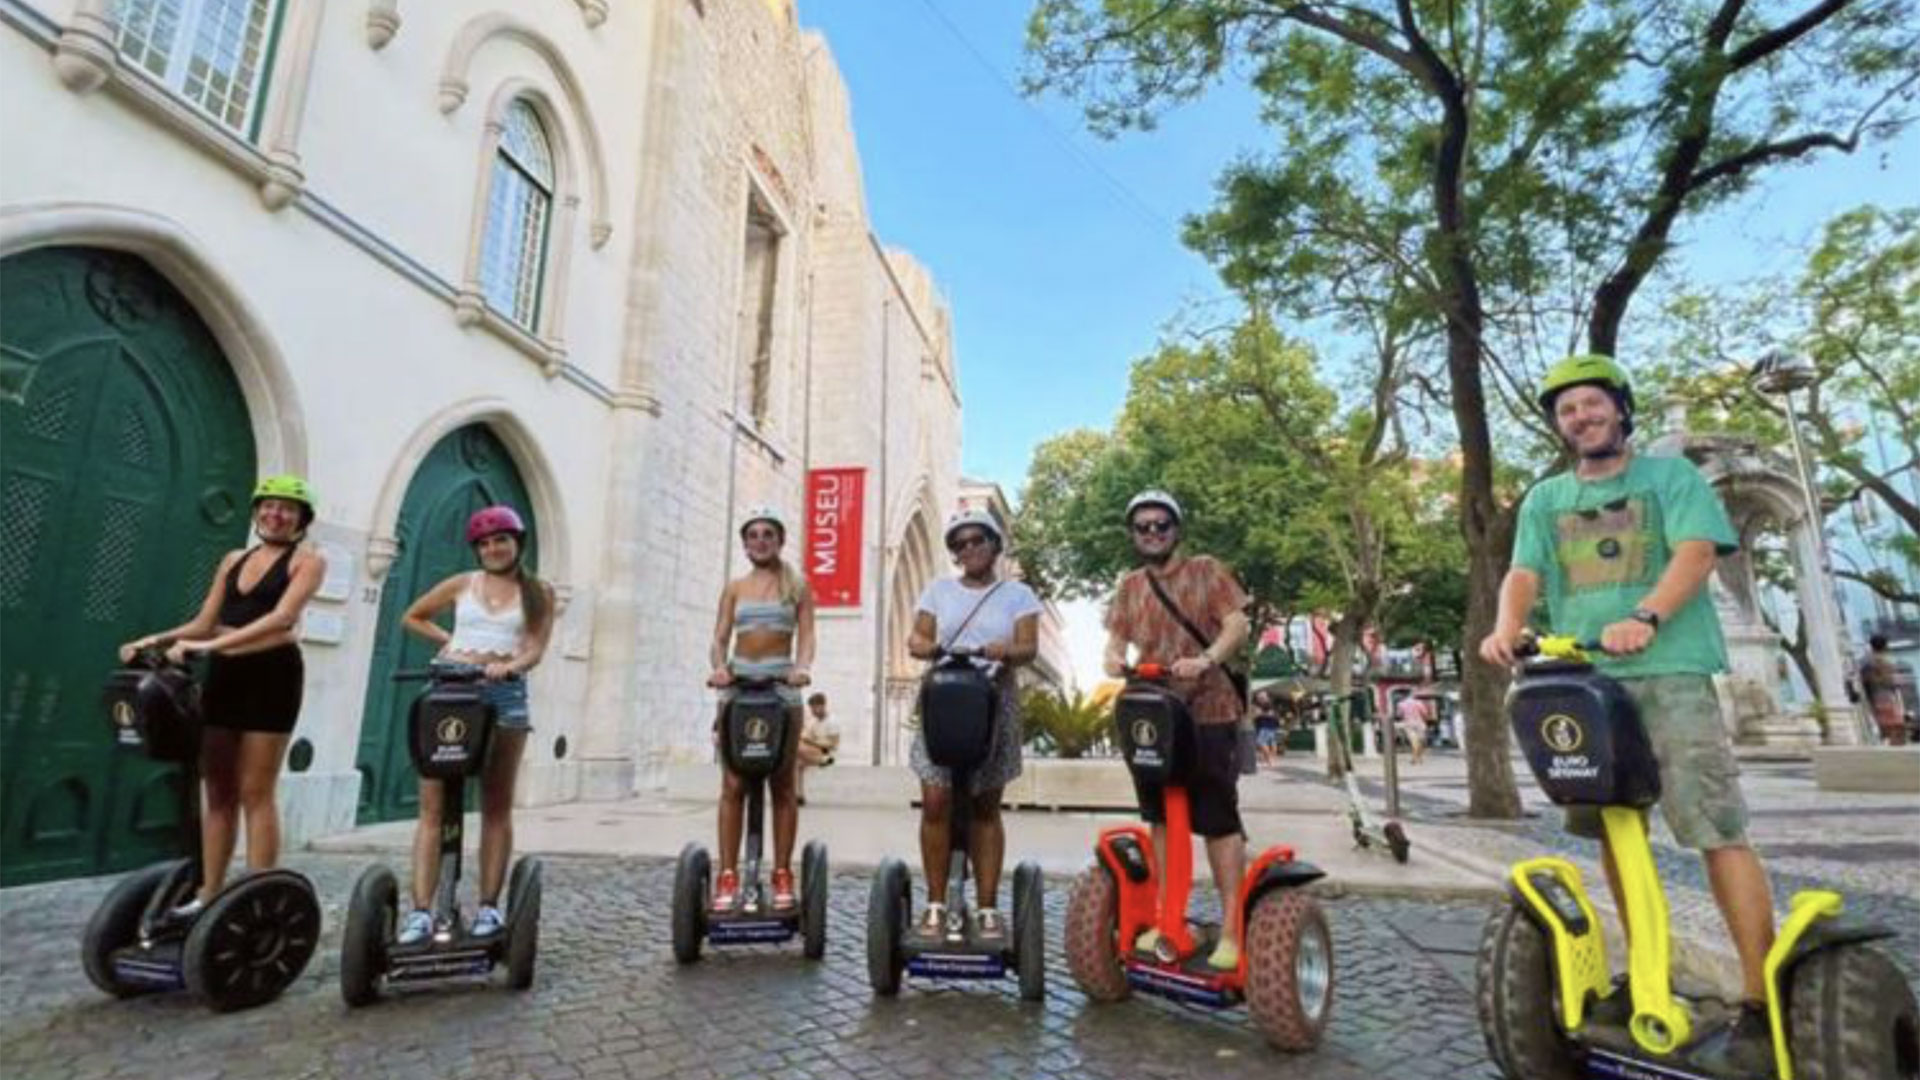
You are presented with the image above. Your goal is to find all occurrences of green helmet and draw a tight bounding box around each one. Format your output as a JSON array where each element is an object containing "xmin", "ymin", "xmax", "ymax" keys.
[
  {"xmin": 1539, "ymin": 353, "xmax": 1635, "ymax": 433},
  {"xmin": 252, "ymin": 474, "xmax": 317, "ymax": 524}
]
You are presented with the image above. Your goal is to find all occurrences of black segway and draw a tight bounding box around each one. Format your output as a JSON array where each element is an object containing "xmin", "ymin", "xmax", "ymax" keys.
[
  {"xmin": 83, "ymin": 649, "xmax": 321, "ymax": 1011},
  {"xmin": 339, "ymin": 663, "xmax": 543, "ymax": 1005},
  {"xmin": 672, "ymin": 676, "xmax": 828, "ymax": 962},
  {"xmin": 866, "ymin": 649, "xmax": 1046, "ymax": 1001}
]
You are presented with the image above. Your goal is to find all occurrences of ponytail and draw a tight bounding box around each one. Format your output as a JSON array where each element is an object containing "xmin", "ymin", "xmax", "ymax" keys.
[
  {"xmin": 776, "ymin": 557, "xmax": 803, "ymax": 606},
  {"xmin": 517, "ymin": 564, "xmax": 551, "ymax": 635}
]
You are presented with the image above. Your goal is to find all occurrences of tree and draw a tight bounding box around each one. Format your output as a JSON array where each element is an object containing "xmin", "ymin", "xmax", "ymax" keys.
[
  {"xmin": 1027, "ymin": 0, "xmax": 1917, "ymax": 816},
  {"xmin": 1648, "ymin": 204, "xmax": 1920, "ymax": 604},
  {"xmin": 1021, "ymin": 687, "xmax": 1116, "ymax": 757}
]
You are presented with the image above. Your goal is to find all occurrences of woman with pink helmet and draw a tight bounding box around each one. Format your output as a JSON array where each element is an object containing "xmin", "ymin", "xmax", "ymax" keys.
[{"xmin": 393, "ymin": 505, "xmax": 555, "ymax": 945}]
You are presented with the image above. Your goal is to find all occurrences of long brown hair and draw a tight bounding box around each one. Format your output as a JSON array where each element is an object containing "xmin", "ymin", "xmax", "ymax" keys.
[{"xmin": 516, "ymin": 563, "xmax": 551, "ymax": 635}]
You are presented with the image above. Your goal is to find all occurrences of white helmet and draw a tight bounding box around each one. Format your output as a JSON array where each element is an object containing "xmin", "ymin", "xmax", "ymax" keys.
[
  {"xmin": 943, "ymin": 509, "xmax": 1004, "ymax": 551},
  {"xmin": 1124, "ymin": 489, "xmax": 1183, "ymax": 525},
  {"xmin": 739, "ymin": 506, "xmax": 786, "ymax": 538}
]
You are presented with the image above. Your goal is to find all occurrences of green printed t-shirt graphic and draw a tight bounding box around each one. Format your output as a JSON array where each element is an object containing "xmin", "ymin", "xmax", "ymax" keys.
[{"xmin": 1512, "ymin": 454, "xmax": 1739, "ymax": 679}]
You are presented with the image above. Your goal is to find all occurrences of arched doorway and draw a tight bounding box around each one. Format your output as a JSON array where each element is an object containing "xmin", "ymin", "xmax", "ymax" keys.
[
  {"xmin": 0, "ymin": 247, "xmax": 257, "ymax": 885},
  {"xmin": 355, "ymin": 424, "xmax": 538, "ymax": 824}
]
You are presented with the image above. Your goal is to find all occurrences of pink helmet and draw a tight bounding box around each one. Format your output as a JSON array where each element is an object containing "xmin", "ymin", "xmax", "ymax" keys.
[{"xmin": 466, "ymin": 505, "xmax": 527, "ymax": 544}]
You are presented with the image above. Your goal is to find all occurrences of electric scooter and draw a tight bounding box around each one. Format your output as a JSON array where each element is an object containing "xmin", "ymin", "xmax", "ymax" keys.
[
  {"xmin": 83, "ymin": 649, "xmax": 321, "ymax": 1011},
  {"xmin": 1478, "ymin": 635, "xmax": 1919, "ymax": 1080},
  {"xmin": 865, "ymin": 648, "xmax": 1046, "ymax": 1001},
  {"xmin": 339, "ymin": 663, "xmax": 543, "ymax": 1005},
  {"xmin": 1326, "ymin": 695, "xmax": 1411, "ymax": 864},
  {"xmin": 671, "ymin": 675, "xmax": 827, "ymax": 962},
  {"xmin": 1063, "ymin": 664, "xmax": 1335, "ymax": 1051}
]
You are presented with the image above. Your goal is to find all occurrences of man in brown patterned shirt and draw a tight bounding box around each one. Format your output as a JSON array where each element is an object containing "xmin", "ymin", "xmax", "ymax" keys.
[{"xmin": 1102, "ymin": 490, "xmax": 1252, "ymax": 971}]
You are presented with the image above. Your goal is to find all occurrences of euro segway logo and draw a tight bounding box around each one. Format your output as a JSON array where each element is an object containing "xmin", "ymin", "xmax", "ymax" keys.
[
  {"xmin": 1130, "ymin": 718, "xmax": 1158, "ymax": 749},
  {"xmin": 112, "ymin": 699, "xmax": 141, "ymax": 745},
  {"xmin": 1541, "ymin": 713, "xmax": 1584, "ymax": 754},
  {"xmin": 745, "ymin": 716, "xmax": 771, "ymax": 743},
  {"xmin": 435, "ymin": 715, "xmax": 468, "ymax": 745}
]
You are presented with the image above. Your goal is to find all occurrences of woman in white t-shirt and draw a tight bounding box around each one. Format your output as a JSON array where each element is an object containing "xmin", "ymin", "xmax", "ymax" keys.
[{"xmin": 904, "ymin": 510, "xmax": 1042, "ymax": 946}]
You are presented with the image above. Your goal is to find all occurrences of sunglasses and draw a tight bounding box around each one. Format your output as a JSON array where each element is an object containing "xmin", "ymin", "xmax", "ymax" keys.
[
  {"xmin": 1131, "ymin": 519, "xmax": 1176, "ymax": 536},
  {"xmin": 948, "ymin": 533, "xmax": 991, "ymax": 554}
]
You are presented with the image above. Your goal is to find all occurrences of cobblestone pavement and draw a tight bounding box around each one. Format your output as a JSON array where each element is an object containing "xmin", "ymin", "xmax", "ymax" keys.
[
  {"xmin": 2, "ymin": 854, "xmax": 1502, "ymax": 1080},
  {"xmin": 1287, "ymin": 752, "xmax": 1920, "ymax": 990}
]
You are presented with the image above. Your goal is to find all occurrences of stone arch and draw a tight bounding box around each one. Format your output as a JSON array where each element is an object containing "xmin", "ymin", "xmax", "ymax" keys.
[
  {"xmin": 364, "ymin": 397, "xmax": 572, "ymax": 588},
  {"xmin": 0, "ymin": 202, "xmax": 307, "ymax": 478},
  {"xmin": 366, "ymin": 1, "xmax": 607, "ymax": 49},
  {"xmin": 437, "ymin": 12, "xmax": 611, "ymax": 249}
]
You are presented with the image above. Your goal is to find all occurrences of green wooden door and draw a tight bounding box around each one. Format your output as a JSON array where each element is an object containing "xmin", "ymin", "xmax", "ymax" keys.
[
  {"xmin": 355, "ymin": 424, "xmax": 537, "ymax": 824},
  {"xmin": 0, "ymin": 248, "xmax": 257, "ymax": 885}
]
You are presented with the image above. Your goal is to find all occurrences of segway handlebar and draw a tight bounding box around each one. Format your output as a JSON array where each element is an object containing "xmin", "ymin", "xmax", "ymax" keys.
[
  {"xmin": 1123, "ymin": 661, "xmax": 1171, "ymax": 681},
  {"xmin": 393, "ymin": 661, "xmax": 522, "ymax": 684},
  {"xmin": 1514, "ymin": 634, "xmax": 1607, "ymax": 663}
]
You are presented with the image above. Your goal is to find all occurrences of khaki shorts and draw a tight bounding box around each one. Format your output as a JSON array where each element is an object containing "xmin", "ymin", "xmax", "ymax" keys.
[{"xmin": 1564, "ymin": 674, "xmax": 1749, "ymax": 851}]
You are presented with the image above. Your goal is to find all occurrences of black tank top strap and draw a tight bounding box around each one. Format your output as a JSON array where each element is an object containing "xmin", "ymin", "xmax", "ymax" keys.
[{"xmin": 217, "ymin": 545, "xmax": 296, "ymax": 627}]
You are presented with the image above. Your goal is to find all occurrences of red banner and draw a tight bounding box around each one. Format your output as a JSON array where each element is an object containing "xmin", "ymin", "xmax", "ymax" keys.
[{"xmin": 805, "ymin": 467, "xmax": 865, "ymax": 607}]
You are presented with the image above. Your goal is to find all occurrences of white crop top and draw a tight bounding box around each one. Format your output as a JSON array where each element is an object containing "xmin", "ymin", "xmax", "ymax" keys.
[{"xmin": 445, "ymin": 573, "xmax": 525, "ymax": 656}]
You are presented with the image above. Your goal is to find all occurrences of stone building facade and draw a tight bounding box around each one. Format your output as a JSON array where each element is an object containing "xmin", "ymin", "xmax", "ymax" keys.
[{"xmin": 0, "ymin": 0, "xmax": 960, "ymax": 884}]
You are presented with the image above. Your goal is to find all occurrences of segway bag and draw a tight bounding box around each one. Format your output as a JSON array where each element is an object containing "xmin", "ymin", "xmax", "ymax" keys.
[
  {"xmin": 1114, "ymin": 681, "xmax": 1195, "ymax": 786},
  {"xmin": 1510, "ymin": 661, "xmax": 1659, "ymax": 808},
  {"xmin": 722, "ymin": 685, "xmax": 790, "ymax": 780},
  {"xmin": 919, "ymin": 658, "xmax": 997, "ymax": 771},
  {"xmin": 408, "ymin": 683, "xmax": 496, "ymax": 781},
  {"xmin": 102, "ymin": 664, "xmax": 200, "ymax": 762}
]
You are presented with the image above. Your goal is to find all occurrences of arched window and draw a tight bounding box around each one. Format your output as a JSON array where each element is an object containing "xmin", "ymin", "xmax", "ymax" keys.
[
  {"xmin": 478, "ymin": 100, "xmax": 556, "ymax": 329},
  {"xmin": 114, "ymin": 0, "xmax": 283, "ymax": 136}
]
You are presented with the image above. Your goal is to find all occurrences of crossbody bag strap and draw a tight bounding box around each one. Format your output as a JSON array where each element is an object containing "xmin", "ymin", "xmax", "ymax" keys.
[
  {"xmin": 1144, "ymin": 570, "xmax": 1214, "ymax": 652},
  {"xmin": 939, "ymin": 580, "xmax": 1006, "ymax": 652}
]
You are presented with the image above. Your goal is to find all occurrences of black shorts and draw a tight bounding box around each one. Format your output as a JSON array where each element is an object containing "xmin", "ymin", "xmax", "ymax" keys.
[
  {"xmin": 202, "ymin": 645, "xmax": 304, "ymax": 734},
  {"xmin": 1132, "ymin": 721, "xmax": 1243, "ymax": 838}
]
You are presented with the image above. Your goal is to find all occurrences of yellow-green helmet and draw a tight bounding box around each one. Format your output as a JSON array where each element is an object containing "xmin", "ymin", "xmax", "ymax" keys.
[
  {"xmin": 1539, "ymin": 354, "xmax": 1635, "ymax": 432},
  {"xmin": 252, "ymin": 474, "xmax": 317, "ymax": 524}
]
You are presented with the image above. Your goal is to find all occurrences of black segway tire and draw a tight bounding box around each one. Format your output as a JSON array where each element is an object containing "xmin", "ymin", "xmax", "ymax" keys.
[
  {"xmin": 1475, "ymin": 900, "xmax": 1577, "ymax": 1080},
  {"xmin": 1246, "ymin": 888, "xmax": 1334, "ymax": 1051},
  {"xmin": 506, "ymin": 856, "xmax": 542, "ymax": 990},
  {"xmin": 81, "ymin": 859, "xmax": 187, "ymax": 997},
  {"xmin": 339, "ymin": 863, "xmax": 397, "ymax": 1007},
  {"xmin": 1384, "ymin": 821, "xmax": 1411, "ymax": 864},
  {"xmin": 801, "ymin": 840, "xmax": 829, "ymax": 961},
  {"xmin": 671, "ymin": 843, "xmax": 709, "ymax": 965},
  {"xmin": 1788, "ymin": 941, "xmax": 1920, "ymax": 1080},
  {"xmin": 866, "ymin": 857, "xmax": 909, "ymax": 996},
  {"xmin": 1012, "ymin": 860, "xmax": 1046, "ymax": 1002},
  {"xmin": 1063, "ymin": 862, "xmax": 1129, "ymax": 1003},
  {"xmin": 183, "ymin": 869, "xmax": 321, "ymax": 1012}
]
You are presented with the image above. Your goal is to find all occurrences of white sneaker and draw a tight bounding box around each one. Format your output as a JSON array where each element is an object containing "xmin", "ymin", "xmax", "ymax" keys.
[
  {"xmin": 471, "ymin": 904, "xmax": 506, "ymax": 938},
  {"xmin": 397, "ymin": 909, "xmax": 433, "ymax": 945}
]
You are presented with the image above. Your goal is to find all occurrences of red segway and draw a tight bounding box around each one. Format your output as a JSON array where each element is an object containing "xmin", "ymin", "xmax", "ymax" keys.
[{"xmin": 1063, "ymin": 663, "xmax": 1334, "ymax": 1051}]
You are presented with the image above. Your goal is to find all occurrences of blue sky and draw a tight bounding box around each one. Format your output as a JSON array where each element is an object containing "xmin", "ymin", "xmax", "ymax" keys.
[{"xmin": 798, "ymin": 1, "xmax": 1919, "ymax": 499}]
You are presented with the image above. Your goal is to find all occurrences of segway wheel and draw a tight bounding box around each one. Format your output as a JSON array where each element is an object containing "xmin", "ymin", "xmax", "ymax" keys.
[
  {"xmin": 1475, "ymin": 901, "xmax": 1578, "ymax": 1080},
  {"xmin": 506, "ymin": 856, "xmax": 543, "ymax": 990},
  {"xmin": 1384, "ymin": 821, "xmax": 1411, "ymax": 864},
  {"xmin": 800, "ymin": 840, "xmax": 829, "ymax": 961},
  {"xmin": 1063, "ymin": 862, "xmax": 1129, "ymax": 1003},
  {"xmin": 866, "ymin": 857, "xmax": 909, "ymax": 996},
  {"xmin": 1788, "ymin": 942, "xmax": 1920, "ymax": 1080},
  {"xmin": 81, "ymin": 859, "xmax": 187, "ymax": 997},
  {"xmin": 1012, "ymin": 860, "xmax": 1046, "ymax": 1002},
  {"xmin": 339, "ymin": 864, "xmax": 397, "ymax": 1007},
  {"xmin": 671, "ymin": 843, "xmax": 709, "ymax": 964},
  {"xmin": 1245, "ymin": 888, "xmax": 1334, "ymax": 1051},
  {"xmin": 183, "ymin": 869, "xmax": 321, "ymax": 1012}
]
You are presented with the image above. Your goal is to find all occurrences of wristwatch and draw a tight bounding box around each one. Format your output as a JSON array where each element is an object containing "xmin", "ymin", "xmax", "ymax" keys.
[{"xmin": 1630, "ymin": 608, "xmax": 1662, "ymax": 629}]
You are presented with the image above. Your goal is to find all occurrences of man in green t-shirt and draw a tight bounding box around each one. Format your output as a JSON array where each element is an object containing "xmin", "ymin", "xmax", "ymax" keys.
[{"xmin": 1481, "ymin": 354, "xmax": 1774, "ymax": 1071}]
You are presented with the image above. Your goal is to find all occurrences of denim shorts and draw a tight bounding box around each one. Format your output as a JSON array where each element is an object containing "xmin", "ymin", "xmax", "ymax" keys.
[
  {"xmin": 1564, "ymin": 674, "xmax": 1746, "ymax": 850},
  {"xmin": 478, "ymin": 677, "xmax": 532, "ymax": 732}
]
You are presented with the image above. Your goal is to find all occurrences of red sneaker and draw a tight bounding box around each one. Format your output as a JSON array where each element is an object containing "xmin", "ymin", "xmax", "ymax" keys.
[
  {"xmin": 711, "ymin": 869, "xmax": 740, "ymax": 913},
  {"xmin": 771, "ymin": 867, "xmax": 797, "ymax": 912}
]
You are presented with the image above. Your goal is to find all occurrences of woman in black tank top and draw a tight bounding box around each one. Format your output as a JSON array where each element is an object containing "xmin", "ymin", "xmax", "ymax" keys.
[{"xmin": 118, "ymin": 475, "xmax": 328, "ymax": 917}]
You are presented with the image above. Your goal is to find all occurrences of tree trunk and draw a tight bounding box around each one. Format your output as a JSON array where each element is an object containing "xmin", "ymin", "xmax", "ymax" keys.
[{"xmin": 1326, "ymin": 610, "xmax": 1363, "ymax": 779}]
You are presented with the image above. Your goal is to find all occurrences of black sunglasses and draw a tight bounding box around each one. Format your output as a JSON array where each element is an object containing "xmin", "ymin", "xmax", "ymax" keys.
[
  {"xmin": 948, "ymin": 533, "xmax": 991, "ymax": 554},
  {"xmin": 1131, "ymin": 519, "xmax": 1176, "ymax": 536}
]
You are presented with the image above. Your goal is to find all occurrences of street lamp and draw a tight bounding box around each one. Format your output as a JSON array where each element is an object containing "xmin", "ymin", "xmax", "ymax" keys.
[{"xmin": 1747, "ymin": 350, "xmax": 1871, "ymax": 742}]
